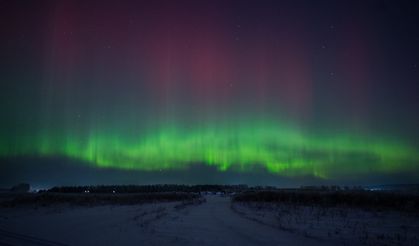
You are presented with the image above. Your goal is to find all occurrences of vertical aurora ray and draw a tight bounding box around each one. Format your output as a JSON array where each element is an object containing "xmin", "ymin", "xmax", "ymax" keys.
[{"xmin": 1, "ymin": 0, "xmax": 418, "ymax": 183}]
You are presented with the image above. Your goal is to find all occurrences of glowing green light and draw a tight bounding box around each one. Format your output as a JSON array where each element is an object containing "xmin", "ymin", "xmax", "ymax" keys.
[{"xmin": 1, "ymin": 119, "xmax": 417, "ymax": 179}]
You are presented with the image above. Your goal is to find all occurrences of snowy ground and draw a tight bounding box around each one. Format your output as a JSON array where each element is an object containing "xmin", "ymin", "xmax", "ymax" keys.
[
  {"xmin": 232, "ymin": 201, "xmax": 419, "ymax": 246},
  {"xmin": 0, "ymin": 195, "xmax": 333, "ymax": 246}
]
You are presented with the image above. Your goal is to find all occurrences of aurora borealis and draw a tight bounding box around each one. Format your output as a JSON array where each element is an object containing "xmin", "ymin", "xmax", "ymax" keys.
[{"xmin": 1, "ymin": 0, "xmax": 419, "ymax": 186}]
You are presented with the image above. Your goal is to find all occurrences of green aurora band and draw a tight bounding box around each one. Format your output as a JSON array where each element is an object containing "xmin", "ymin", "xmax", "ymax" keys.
[{"xmin": 1, "ymin": 119, "xmax": 417, "ymax": 179}]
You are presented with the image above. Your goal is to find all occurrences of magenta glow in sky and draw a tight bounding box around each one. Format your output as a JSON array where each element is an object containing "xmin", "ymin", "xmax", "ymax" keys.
[{"xmin": 0, "ymin": 0, "xmax": 418, "ymax": 186}]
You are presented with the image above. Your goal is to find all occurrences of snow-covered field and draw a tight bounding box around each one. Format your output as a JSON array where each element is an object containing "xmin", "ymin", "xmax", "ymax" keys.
[
  {"xmin": 232, "ymin": 201, "xmax": 419, "ymax": 246},
  {"xmin": 1, "ymin": 194, "xmax": 417, "ymax": 245},
  {"xmin": 1, "ymin": 195, "xmax": 332, "ymax": 246}
]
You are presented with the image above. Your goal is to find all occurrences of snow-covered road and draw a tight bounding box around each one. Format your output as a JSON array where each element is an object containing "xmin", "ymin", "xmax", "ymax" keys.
[{"xmin": 152, "ymin": 195, "xmax": 329, "ymax": 246}]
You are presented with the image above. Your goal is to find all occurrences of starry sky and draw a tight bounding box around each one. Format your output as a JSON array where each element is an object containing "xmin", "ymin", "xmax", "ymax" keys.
[{"xmin": 1, "ymin": 0, "xmax": 419, "ymax": 187}]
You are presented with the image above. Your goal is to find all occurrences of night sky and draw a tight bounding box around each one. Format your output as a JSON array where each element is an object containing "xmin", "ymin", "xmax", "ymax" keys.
[{"xmin": 1, "ymin": 0, "xmax": 419, "ymax": 188}]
